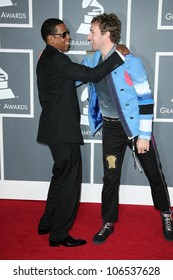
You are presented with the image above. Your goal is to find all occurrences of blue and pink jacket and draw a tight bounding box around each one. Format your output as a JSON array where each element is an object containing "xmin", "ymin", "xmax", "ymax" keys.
[{"xmin": 82, "ymin": 51, "xmax": 154, "ymax": 140}]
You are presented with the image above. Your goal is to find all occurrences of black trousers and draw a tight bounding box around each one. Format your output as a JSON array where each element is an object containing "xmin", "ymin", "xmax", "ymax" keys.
[
  {"xmin": 102, "ymin": 119, "xmax": 171, "ymax": 223},
  {"xmin": 38, "ymin": 143, "xmax": 82, "ymax": 242}
]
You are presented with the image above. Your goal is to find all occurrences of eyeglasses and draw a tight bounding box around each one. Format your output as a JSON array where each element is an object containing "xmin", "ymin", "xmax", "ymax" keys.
[{"xmin": 52, "ymin": 29, "xmax": 70, "ymax": 39}]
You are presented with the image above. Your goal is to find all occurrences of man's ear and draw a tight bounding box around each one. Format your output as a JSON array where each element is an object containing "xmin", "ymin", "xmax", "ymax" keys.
[
  {"xmin": 105, "ymin": 31, "xmax": 111, "ymax": 39},
  {"xmin": 47, "ymin": 34, "xmax": 53, "ymax": 44}
]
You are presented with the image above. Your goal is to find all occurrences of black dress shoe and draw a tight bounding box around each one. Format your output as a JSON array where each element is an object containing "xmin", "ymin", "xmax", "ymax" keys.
[
  {"xmin": 38, "ymin": 228, "xmax": 50, "ymax": 235},
  {"xmin": 49, "ymin": 235, "xmax": 87, "ymax": 247}
]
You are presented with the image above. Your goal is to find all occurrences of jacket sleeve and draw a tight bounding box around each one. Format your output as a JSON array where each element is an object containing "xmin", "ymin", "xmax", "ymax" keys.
[
  {"xmin": 54, "ymin": 51, "xmax": 124, "ymax": 83},
  {"xmin": 128, "ymin": 56, "xmax": 154, "ymax": 140}
]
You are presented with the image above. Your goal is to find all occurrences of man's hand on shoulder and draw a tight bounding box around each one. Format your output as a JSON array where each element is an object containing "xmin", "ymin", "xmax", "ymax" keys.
[{"xmin": 116, "ymin": 44, "xmax": 130, "ymax": 56}]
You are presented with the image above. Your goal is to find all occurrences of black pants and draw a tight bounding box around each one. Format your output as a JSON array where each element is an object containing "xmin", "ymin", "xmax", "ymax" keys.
[
  {"xmin": 102, "ymin": 119, "xmax": 170, "ymax": 223},
  {"xmin": 38, "ymin": 143, "xmax": 82, "ymax": 242}
]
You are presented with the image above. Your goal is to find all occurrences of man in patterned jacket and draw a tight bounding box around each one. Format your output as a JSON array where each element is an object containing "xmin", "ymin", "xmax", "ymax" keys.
[{"xmin": 82, "ymin": 13, "xmax": 173, "ymax": 244}]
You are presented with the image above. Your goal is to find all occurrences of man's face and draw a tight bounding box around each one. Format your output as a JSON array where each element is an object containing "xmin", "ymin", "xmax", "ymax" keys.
[
  {"xmin": 48, "ymin": 23, "xmax": 71, "ymax": 52},
  {"xmin": 88, "ymin": 22, "xmax": 107, "ymax": 51}
]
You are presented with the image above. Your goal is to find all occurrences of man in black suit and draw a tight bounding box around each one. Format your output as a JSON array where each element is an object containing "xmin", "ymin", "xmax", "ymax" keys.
[{"xmin": 36, "ymin": 18, "xmax": 126, "ymax": 247}]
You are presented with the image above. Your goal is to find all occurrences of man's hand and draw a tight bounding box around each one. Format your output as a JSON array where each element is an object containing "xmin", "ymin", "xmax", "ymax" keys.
[
  {"xmin": 116, "ymin": 44, "xmax": 130, "ymax": 55},
  {"xmin": 136, "ymin": 138, "xmax": 150, "ymax": 154}
]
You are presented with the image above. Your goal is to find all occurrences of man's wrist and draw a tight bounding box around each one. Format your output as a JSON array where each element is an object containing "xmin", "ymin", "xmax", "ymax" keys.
[{"xmin": 115, "ymin": 50, "xmax": 125, "ymax": 61}]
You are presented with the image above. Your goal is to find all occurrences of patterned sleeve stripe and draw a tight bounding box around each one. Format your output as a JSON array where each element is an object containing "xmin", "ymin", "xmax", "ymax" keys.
[
  {"xmin": 139, "ymin": 104, "xmax": 154, "ymax": 114},
  {"xmin": 138, "ymin": 95, "xmax": 154, "ymax": 101},
  {"xmin": 133, "ymin": 81, "xmax": 152, "ymax": 95},
  {"xmin": 139, "ymin": 119, "xmax": 152, "ymax": 132}
]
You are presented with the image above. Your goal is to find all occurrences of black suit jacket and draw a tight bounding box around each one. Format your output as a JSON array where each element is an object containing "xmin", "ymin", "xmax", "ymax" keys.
[{"xmin": 36, "ymin": 44, "xmax": 123, "ymax": 144}]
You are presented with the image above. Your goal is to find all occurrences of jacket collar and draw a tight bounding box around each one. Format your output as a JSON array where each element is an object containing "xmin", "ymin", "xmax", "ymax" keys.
[{"xmin": 45, "ymin": 44, "xmax": 60, "ymax": 53}]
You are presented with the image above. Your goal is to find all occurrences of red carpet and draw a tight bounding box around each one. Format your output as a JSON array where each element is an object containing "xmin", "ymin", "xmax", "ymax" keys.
[{"xmin": 0, "ymin": 200, "xmax": 173, "ymax": 260}]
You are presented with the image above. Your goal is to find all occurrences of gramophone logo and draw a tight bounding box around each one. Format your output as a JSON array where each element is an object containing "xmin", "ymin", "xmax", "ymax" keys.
[
  {"xmin": 0, "ymin": 0, "xmax": 14, "ymax": 8},
  {"xmin": 0, "ymin": 67, "xmax": 15, "ymax": 100},
  {"xmin": 77, "ymin": 0, "xmax": 104, "ymax": 35},
  {"xmin": 0, "ymin": 49, "xmax": 33, "ymax": 117},
  {"xmin": 80, "ymin": 86, "xmax": 89, "ymax": 126}
]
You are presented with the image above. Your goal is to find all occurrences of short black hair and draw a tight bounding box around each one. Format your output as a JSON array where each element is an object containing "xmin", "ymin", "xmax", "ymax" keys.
[{"xmin": 41, "ymin": 18, "xmax": 64, "ymax": 43}]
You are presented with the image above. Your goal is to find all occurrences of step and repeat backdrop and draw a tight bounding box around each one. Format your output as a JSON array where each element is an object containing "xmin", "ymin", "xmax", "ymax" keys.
[{"xmin": 0, "ymin": 0, "xmax": 173, "ymax": 205}]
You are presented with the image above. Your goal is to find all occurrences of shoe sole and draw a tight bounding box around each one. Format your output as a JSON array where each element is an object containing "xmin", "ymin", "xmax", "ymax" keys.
[
  {"xmin": 93, "ymin": 240, "xmax": 106, "ymax": 245},
  {"xmin": 163, "ymin": 235, "xmax": 173, "ymax": 241},
  {"xmin": 49, "ymin": 242, "xmax": 87, "ymax": 247}
]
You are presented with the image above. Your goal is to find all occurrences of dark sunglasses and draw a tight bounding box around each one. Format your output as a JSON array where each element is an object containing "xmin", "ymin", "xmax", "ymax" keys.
[{"xmin": 52, "ymin": 29, "xmax": 70, "ymax": 39}]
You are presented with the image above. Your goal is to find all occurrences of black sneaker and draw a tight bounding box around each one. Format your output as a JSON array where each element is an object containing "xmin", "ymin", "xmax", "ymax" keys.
[
  {"xmin": 93, "ymin": 223, "xmax": 114, "ymax": 244},
  {"xmin": 161, "ymin": 210, "xmax": 173, "ymax": 241}
]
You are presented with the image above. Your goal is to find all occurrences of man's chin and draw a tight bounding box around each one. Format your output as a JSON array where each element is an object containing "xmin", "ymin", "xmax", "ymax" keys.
[{"xmin": 64, "ymin": 46, "xmax": 70, "ymax": 52}]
